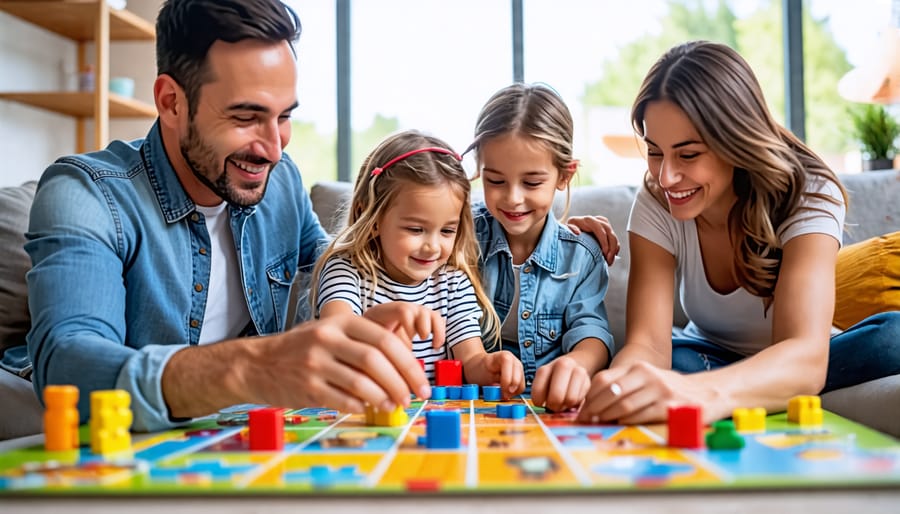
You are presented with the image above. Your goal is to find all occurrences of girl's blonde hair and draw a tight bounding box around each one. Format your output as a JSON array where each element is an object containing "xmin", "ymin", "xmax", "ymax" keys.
[
  {"xmin": 311, "ymin": 129, "xmax": 500, "ymax": 347},
  {"xmin": 632, "ymin": 41, "xmax": 848, "ymax": 309},
  {"xmin": 465, "ymin": 82, "xmax": 577, "ymax": 219}
]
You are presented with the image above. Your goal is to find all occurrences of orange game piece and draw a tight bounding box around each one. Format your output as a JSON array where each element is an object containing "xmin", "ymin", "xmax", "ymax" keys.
[{"xmin": 43, "ymin": 385, "xmax": 80, "ymax": 452}]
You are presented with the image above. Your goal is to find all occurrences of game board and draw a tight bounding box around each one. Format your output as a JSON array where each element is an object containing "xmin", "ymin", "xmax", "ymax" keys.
[{"xmin": 1, "ymin": 397, "xmax": 899, "ymax": 495}]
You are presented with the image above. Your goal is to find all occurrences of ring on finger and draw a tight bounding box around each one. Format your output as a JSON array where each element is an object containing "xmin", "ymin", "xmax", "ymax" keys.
[{"xmin": 610, "ymin": 382, "xmax": 623, "ymax": 396}]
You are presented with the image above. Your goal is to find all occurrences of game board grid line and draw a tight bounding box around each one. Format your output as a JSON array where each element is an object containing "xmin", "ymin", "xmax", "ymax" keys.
[
  {"xmin": 526, "ymin": 400, "xmax": 593, "ymax": 486},
  {"xmin": 144, "ymin": 426, "xmax": 244, "ymax": 463},
  {"xmin": 235, "ymin": 412, "xmax": 353, "ymax": 488},
  {"xmin": 465, "ymin": 400, "xmax": 478, "ymax": 487},
  {"xmin": 364, "ymin": 401, "xmax": 429, "ymax": 487}
]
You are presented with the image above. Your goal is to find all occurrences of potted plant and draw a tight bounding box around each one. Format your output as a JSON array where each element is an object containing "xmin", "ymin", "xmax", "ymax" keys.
[{"xmin": 848, "ymin": 104, "xmax": 900, "ymax": 171}]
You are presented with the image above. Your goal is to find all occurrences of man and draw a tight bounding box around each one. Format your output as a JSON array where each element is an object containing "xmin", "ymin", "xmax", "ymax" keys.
[{"xmin": 22, "ymin": 0, "xmax": 432, "ymax": 431}]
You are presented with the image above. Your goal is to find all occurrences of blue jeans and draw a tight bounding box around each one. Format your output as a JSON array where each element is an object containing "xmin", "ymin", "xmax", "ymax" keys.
[{"xmin": 671, "ymin": 311, "xmax": 900, "ymax": 393}]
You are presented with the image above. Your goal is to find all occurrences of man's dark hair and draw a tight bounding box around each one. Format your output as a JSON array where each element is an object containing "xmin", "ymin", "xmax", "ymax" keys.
[{"xmin": 156, "ymin": 0, "xmax": 301, "ymax": 118}]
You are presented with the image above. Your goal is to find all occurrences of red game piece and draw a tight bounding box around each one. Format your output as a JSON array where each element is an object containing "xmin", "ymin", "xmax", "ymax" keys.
[
  {"xmin": 667, "ymin": 405, "xmax": 704, "ymax": 449},
  {"xmin": 249, "ymin": 407, "xmax": 285, "ymax": 451},
  {"xmin": 434, "ymin": 359, "xmax": 462, "ymax": 386}
]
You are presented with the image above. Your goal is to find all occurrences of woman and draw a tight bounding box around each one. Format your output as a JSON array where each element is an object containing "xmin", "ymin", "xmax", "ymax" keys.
[{"xmin": 576, "ymin": 40, "xmax": 900, "ymax": 424}]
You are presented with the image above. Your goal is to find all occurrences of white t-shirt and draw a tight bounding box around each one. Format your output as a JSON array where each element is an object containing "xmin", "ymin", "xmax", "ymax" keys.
[
  {"xmin": 627, "ymin": 176, "xmax": 845, "ymax": 356},
  {"xmin": 196, "ymin": 203, "xmax": 251, "ymax": 344},
  {"xmin": 316, "ymin": 256, "xmax": 484, "ymax": 380}
]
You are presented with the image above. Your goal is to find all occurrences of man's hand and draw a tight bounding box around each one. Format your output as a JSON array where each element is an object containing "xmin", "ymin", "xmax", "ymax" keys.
[{"xmin": 163, "ymin": 312, "xmax": 432, "ymax": 419}]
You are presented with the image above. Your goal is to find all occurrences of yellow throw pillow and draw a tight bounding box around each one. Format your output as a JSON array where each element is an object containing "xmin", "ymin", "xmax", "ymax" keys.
[{"xmin": 833, "ymin": 231, "xmax": 900, "ymax": 330}]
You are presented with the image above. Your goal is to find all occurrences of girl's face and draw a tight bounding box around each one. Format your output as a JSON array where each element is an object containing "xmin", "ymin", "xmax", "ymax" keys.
[
  {"xmin": 376, "ymin": 183, "xmax": 464, "ymax": 285},
  {"xmin": 642, "ymin": 100, "xmax": 736, "ymax": 224},
  {"xmin": 480, "ymin": 133, "xmax": 571, "ymax": 252}
]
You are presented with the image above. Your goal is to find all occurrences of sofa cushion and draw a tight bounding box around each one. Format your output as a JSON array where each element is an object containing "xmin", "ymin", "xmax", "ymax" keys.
[
  {"xmin": 833, "ymin": 231, "xmax": 900, "ymax": 330},
  {"xmin": 0, "ymin": 182, "xmax": 36, "ymax": 358}
]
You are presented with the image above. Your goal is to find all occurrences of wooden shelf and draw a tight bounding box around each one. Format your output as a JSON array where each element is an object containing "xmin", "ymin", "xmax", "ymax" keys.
[
  {"xmin": 0, "ymin": 91, "xmax": 156, "ymax": 117},
  {"xmin": 0, "ymin": 0, "xmax": 155, "ymax": 41}
]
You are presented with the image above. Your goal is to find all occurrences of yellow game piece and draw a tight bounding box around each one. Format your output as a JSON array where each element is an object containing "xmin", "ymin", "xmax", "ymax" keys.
[
  {"xmin": 732, "ymin": 407, "xmax": 767, "ymax": 433},
  {"xmin": 89, "ymin": 390, "xmax": 133, "ymax": 455},
  {"xmin": 44, "ymin": 385, "xmax": 80, "ymax": 451},
  {"xmin": 366, "ymin": 404, "xmax": 408, "ymax": 427},
  {"xmin": 787, "ymin": 395, "xmax": 823, "ymax": 427}
]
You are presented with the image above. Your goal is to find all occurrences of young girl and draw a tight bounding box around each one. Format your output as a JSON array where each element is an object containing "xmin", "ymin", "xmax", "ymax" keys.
[
  {"xmin": 464, "ymin": 83, "xmax": 615, "ymax": 412},
  {"xmin": 311, "ymin": 130, "xmax": 525, "ymax": 397},
  {"xmin": 576, "ymin": 41, "xmax": 900, "ymax": 425}
]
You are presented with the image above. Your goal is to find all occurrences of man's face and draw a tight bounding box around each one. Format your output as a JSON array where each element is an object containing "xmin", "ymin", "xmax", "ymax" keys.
[{"xmin": 178, "ymin": 39, "xmax": 298, "ymax": 207}]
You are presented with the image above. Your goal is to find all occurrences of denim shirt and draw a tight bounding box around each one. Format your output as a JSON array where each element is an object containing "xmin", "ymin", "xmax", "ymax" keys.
[
  {"xmin": 20, "ymin": 122, "xmax": 326, "ymax": 431},
  {"xmin": 473, "ymin": 203, "xmax": 614, "ymax": 389}
]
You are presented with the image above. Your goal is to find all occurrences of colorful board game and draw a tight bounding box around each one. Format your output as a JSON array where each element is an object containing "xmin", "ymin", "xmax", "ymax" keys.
[{"xmin": 1, "ymin": 397, "xmax": 899, "ymax": 495}]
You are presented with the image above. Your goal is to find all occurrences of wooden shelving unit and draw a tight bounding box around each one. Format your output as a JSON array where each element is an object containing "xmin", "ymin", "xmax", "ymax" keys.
[{"xmin": 0, "ymin": 0, "xmax": 157, "ymax": 152}]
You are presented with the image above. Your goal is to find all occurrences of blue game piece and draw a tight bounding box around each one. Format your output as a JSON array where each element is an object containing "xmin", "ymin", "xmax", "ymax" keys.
[
  {"xmin": 497, "ymin": 404, "xmax": 513, "ymax": 419},
  {"xmin": 447, "ymin": 386, "xmax": 462, "ymax": 400},
  {"xmin": 424, "ymin": 410, "xmax": 461, "ymax": 449},
  {"xmin": 431, "ymin": 386, "xmax": 447, "ymax": 400},
  {"xmin": 461, "ymin": 384, "xmax": 479, "ymax": 400},
  {"xmin": 510, "ymin": 404, "xmax": 526, "ymax": 419},
  {"xmin": 482, "ymin": 385, "xmax": 502, "ymax": 401}
]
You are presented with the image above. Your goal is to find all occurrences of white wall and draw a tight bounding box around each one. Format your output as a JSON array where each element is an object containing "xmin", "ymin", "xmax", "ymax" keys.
[{"xmin": 0, "ymin": 0, "xmax": 161, "ymax": 188}]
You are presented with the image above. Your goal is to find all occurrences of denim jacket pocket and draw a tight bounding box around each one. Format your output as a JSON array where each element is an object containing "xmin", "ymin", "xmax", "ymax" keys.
[
  {"xmin": 265, "ymin": 250, "xmax": 299, "ymax": 332},
  {"xmin": 536, "ymin": 313, "xmax": 564, "ymax": 357}
]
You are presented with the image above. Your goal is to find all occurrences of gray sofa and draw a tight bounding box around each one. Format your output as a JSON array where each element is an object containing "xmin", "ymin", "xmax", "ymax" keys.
[{"xmin": 1, "ymin": 170, "xmax": 898, "ymax": 440}]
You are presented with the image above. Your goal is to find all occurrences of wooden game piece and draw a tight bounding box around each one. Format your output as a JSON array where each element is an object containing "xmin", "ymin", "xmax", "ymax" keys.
[
  {"xmin": 421, "ymin": 410, "xmax": 461, "ymax": 449},
  {"xmin": 482, "ymin": 385, "xmax": 502, "ymax": 401},
  {"xmin": 496, "ymin": 403, "xmax": 513, "ymax": 418},
  {"xmin": 787, "ymin": 395, "xmax": 823, "ymax": 427},
  {"xmin": 249, "ymin": 407, "xmax": 285, "ymax": 451},
  {"xmin": 43, "ymin": 384, "xmax": 79, "ymax": 452},
  {"xmin": 431, "ymin": 386, "xmax": 447, "ymax": 400},
  {"xmin": 447, "ymin": 385, "xmax": 462, "ymax": 400},
  {"xmin": 706, "ymin": 420, "xmax": 745, "ymax": 450},
  {"xmin": 461, "ymin": 384, "xmax": 479, "ymax": 400},
  {"xmin": 667, "ymin": 405, "xmax": 704, "ymax": 449},
  {"xmin": 375, "ymin": 405, "xmax": 409, "ymax": 427},
  {"xmin": 89, "ymin": 390, "xmax": 133, "ymax": 456},
  {"xmin": 434, "ymin": 359, "xmax": 462, "ymax": 386},
  {"xmin": 732, "ymin": 407, "xmax": 767, "ymax": 433}
]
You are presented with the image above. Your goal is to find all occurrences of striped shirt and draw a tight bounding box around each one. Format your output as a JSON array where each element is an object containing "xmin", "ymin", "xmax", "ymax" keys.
[{"xmin": 316, "ymin": 256, "xmax": 484, "ymax": 380}]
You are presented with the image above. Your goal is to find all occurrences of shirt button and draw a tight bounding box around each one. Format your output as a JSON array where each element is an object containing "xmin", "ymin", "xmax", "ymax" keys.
[
  {"xmin": 190, "ymin": 319, "xmax": 199, "ymax": 328},
  {"xmin": 521, "ymin": 310, "xmax": 531, "ymax": 320},
  {"xmin": 549, "ymin": 329, "xmax": 556, "ymax": 338},
  {"xmin": 194, "ymin": 283, "xmax": 203, "ymax": 292},
  {"xmin": 523, "ymin": 266, "xmax": 532, "ymax": 274},
  {"xmin": 283, "ymin": 270, "xmax": 291, "ymax": 280},
  {"xmin": 247, "ymin": 287, "xmax": 253, "ymax": 295},
  {"xmin": 523, "ymin": 340, "xmax": 533, "ymax": 348},
  {"xmin": 191, "ymin": 213, "xmax": 200, "ymax": 222},
  {"xmin": 199, "ymin": 247, "xmax": 207, "ymax": 255}
]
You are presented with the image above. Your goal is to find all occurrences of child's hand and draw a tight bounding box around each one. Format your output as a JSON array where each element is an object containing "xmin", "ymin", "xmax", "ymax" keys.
[
  {"xmin": 530, "ymin": 356, "xmax": 591, "ymax": 412},
  {"xmin": 362, "ymin": 302, "xmax": 446, "ymax": 349},
  {"xmin": 463, "ymin": 351, "xmax": 525, "ymax": 398},
  {"xmin": 565, "ymin": 215, "xmax": 620, "ymax": 266}
]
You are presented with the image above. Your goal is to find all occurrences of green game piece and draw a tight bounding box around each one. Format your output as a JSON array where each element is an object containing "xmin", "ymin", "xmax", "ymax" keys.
[{"xmin": 706, "ymin": 420, "xmax": 745, "ymax": 450}]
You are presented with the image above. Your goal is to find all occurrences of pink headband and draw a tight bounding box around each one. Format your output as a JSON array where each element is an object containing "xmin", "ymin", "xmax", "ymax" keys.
[{"xmin": 371, "ymin": 147, "xmax": 462, "ymax": 177}]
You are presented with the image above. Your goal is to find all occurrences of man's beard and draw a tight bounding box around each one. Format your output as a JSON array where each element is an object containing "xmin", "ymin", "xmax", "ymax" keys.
[{"xmin": 179, "ymin": 121, "xmax": 271, "ymax": 207}]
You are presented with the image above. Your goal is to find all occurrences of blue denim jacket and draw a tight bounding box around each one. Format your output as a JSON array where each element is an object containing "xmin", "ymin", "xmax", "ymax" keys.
[
  {"xmin": 473, "ymin": 203, "xmax": 614, "ymax": 388},
  {"xmin": 18, "ymin": 122, "xmax": 326, "ymax": 431}
]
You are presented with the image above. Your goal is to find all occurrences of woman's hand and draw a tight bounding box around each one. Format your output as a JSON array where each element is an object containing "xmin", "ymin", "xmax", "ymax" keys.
[
  {"xmin": 575, "ymin": 361, "xmax": 725, "ymax": 425},
  {"xmin": 566, "ymin": 215, "xmax": 620, "ymax": 265}
]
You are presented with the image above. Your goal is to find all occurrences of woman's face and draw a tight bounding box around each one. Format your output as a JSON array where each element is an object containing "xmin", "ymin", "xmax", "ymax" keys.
[{"xmin": 642, "ymin": 100, "xmax": 736, "ymax": 224}]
